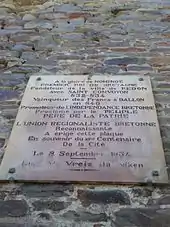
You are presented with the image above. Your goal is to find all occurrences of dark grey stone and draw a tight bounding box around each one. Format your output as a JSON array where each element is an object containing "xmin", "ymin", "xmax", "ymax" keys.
[
  {"xmin": 127, "ymin": 65, "xmax": 153, "ymax": 71},
  {"xmin": 0, "ymin": 138, "xmax": 5, "ymax": 148},
  {"xmin": 0, "ymin": 224, "xmax": 29, "ymax": 227},
  {"xmin": 0, "ymin": 200, "xmax": 29, "ymax": 217},
  {"xmin": 33, "ymin": 225, "xmax": 50, "ymax": 227},
  {"xmin": 20, "ymin": 184, "xmax": 74, "ymax": 198},
  {"xmin": 151, "ymin": 210, "xmax": 170, "ymax": 227},
  {"xmin": 157, "ymin": 83, "xmax": 170, "ymax": 89},
  {"xmin": 62, "ymin": 211, "xmax": 108, "ymax": 222},
  {"xmin": 165, "ymin": 153, "xmax": 170, "ymax": 165},
  {"xmin": 147, "ymin": 198, "xmax": 155, "ymax": 206},
  {"xmin": 0, "ymin": 73, "xmax": 26, "ymax": 86},
  {"xmin": 38, "ymin": 212, "xmax": 52, "ymax": 220},
  {"xmin": 77, "ymin": 189, "xmax": 131, "ymax": 206},
  {"xmin": 0, "ymin": 191, "xmax": 6, "ymax": 200},
  {"xmin": 114, "ymin": 208, "xmax": 157, "ymax": 226},
  {"xmin": 93, "ymin": 66, "xmax": 120, "ymax": 74},
  {"xmin": 32, "ymin": 200, "xmax": 68, "ymax": 211},
  {"xmin": 154, "ymin": 195, "xmax": 170, "ymax": 205},
  {"xmin": 163, "ymin": 140, "xmax": 170, "ymax": 151},
  {"xmin": 0, "ymin": 89, "xmax": 20, "ymax": 101},
  {"xmin": 132, "ymin": 188, "xmax": 153, "ymax": 197},
  {"xmin": 9, "ymin": 65, "xmax": 41, "ymax": 74},
  {"xmin": 33, "ymin": 225, "xmax": 49, "ymax": 227},
  {"xmin": 114, "ymin": 208, "xmax": 170, "ymax": 227},
  {"xmin": 104, "ymin": 57, "xmax": 146, "ymax": 66}
]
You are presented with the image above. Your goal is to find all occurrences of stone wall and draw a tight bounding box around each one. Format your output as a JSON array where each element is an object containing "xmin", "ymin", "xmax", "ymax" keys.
[{"xmin": 0, "ymin": 0, "xmax": 170, "ymax": 226}]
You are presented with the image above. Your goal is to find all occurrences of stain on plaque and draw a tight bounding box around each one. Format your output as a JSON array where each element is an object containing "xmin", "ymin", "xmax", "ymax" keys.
[{"xmin": 0, "ymin": 75, "xmax": 168, "ymax": 184}]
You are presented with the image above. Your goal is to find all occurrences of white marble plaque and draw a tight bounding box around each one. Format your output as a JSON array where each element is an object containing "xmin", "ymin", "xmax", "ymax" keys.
[{"xmin": 0, "ymin": 75, "xmax": 168, "ymax": 183}]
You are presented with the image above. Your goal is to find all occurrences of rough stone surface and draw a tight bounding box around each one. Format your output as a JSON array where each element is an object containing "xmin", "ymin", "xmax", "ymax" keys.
[
  {"xmin": 37, "ymin": 212, "xmax": 52, "ymax": 220},
  {"xmin": 32, "ymin": 200, "xmax": 68, "ymax": 211},
  {"xmin": 114, "ymin": 208, "xmax": 170, "ymax": 227},
  {"xmin": 149, "ymin": 195, "xmax": 170, "ymax": 206},
  {"xmin": 77, "ymin": 189, "xmax": 131, "ymax": 206},
  {"xmin": 0, "ymin": 199, "xmax": 28, "ymax": 217},
  {"xmin": 0, "ymin": 225, "xmax": 27, "ymax": 227},
  {"xmin": 20, "ymin": 184, "xmax": 74, "ymax": 197},
  {"xmin": 62, "ymin": 211, "xmax": 108, "ymax": 222},
  {"xmin": 0, "ymin": 0, "xmax": 170, "ymax": 226}
]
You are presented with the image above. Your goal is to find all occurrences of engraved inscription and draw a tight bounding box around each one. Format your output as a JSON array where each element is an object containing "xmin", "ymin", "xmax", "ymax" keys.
[{"xmin": 0, "ymin": 75, "xmax": 168, "ymax": 184}]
